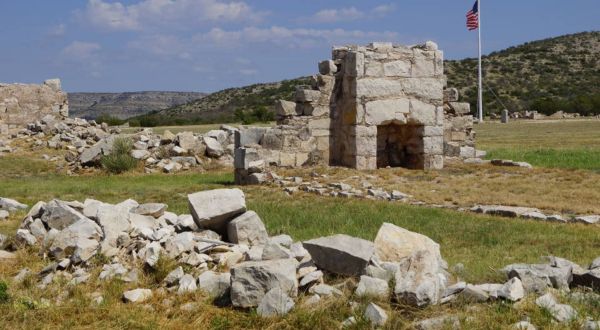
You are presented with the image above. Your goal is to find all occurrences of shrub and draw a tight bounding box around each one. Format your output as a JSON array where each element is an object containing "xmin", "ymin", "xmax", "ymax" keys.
[
  {"xmin": 100, "ymin": 137, "xmax": 139, "ymax": 174},
  {"xmin": 0, "ymin": 281, "xmax": 9, "ymax": 303},
  {"xmin": 95, "ymin": 114, "xmax": 126, "ymax": 126}
]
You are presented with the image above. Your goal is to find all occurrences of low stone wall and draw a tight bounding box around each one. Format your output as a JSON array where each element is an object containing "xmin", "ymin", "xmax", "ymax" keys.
[{"xmin": 0, "ymin": 79, "xmax": 68, "ymax": 132}]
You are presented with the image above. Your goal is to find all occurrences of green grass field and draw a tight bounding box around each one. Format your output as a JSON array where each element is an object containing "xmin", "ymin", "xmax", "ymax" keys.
[
  {"xmin": 1, "ymin": 119, "xmax": 600, "ymax": 329},
  {"xmin": 477, "ymin": 119, "xmax": 600, "ymax": 170}
]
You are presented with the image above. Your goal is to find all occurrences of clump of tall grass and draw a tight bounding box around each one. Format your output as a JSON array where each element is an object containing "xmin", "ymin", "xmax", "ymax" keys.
[{"xmin": 101, "ymin": 137, "xmax": 139, "ymax": 174}]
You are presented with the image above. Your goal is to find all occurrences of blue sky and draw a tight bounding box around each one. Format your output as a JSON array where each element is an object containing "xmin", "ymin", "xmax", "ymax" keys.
[{"xmin": 0, "ymin": 0, "xmax": 598, "ymax": 93}]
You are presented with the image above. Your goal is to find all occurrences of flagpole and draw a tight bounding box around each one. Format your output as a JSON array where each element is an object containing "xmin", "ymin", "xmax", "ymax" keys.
[{"xmin": 477, "ymin": 0, "xmax": 484, "ymax": 122}]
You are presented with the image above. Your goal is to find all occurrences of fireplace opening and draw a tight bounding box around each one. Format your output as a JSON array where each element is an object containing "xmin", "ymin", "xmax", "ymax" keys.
[{"xmin": 376, "ymin": 124, "xmax": 424, "ymax": 169}]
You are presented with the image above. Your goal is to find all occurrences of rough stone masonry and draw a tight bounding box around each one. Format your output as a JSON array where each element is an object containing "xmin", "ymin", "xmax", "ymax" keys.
[
  {"xmin": 234, "ymin": 42, "xmax": 480, "ymax": 184},
  {"xmin": 0, "ymin": 79, "xmax": 69, "ymax": 134}
]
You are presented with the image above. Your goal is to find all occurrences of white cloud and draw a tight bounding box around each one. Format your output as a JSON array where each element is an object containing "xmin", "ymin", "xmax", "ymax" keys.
[
  {"xmin": 307, "ymin": 4, "xmax": 396, "ymax": 23},
  {"xmin": 48, "ymin": 24, "xmax": 66, "ymax": 36},
  {"xmin": 372, "ymin": 4, "xmax": 396, "ymax": 16},
  {"xmin": 78, "ymin": 0, "xmax": 265, "ymax": 31},
  {"xmin": 195, "ymin": 26, "xmax": 398, "ymax": 48},
  {"xmin": 312, "ymin": 7, "xmax": 364, "ymax": 23},
  {"xmin": 62, "ymin": 41, "xmax": 101, "ymax": 60}
]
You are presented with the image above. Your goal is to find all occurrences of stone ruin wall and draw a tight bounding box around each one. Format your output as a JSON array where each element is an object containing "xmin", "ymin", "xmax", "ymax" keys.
[
  {"xmin": 233, "ymin": 41, "xmax": 479, "ymax": 184},
  {"xmin": 0, "ymin": 79, "xmax": 69, "ymax": 135}
]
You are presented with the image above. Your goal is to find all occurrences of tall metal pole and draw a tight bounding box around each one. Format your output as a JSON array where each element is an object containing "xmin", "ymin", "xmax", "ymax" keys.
[{"xmin": 477, "ymin": 0, "xmax": 484, "ymax": 122}]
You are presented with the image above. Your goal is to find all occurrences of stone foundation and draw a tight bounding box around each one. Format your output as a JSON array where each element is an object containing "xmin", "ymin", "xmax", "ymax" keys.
[
  {"xmin": 0, "ymin": 79, "xmax": 68, "ymax": 131},
  {"xmin": 234, "ymin": 42, "xmax": 482, "ymax": 184}
]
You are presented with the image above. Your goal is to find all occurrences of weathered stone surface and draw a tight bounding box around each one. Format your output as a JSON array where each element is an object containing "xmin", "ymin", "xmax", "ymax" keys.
[
  {"xmin": 574, "ymin": 215, "xmax": 600, "ymax": 225},
  {"xmin": 395, "ymin": 249, "xmax": 447, "ymax": 307},
  {"xmin": 364, "ymin": 302, "xmax": 388, "ymax": 327},
  {"xmin": 188, "ymin": 189, "xmax": 246, "ymax": 234},
  {"xmin": 0, "ymin": 197, "xmax": 28, "ymax": 211},
  {"xmin": 303, "ymin": 234, "xmax": 374, "ymax": 276},
  {"xmin": 262, "ymin": 241, "xmax": 294, "ymax": 260},
  {"xmin": 414, "ymin": 315, "xmax": 460, "ymax": 330},
  {"xmin": 203, "ymin": 136, "xmax": 224, "ymax": 158},
  {"xmin": 0, "ymin": 250, "xmax": 16, "ymax": 259},
  {"xmin": 471, "ymin": 205, "xmax": 542, "ymax": 218},
  {"xmin": 503, "ymin": 263, "xmax": 572, "ymax": 293},
  {"xmin": 511, "ymin": 321, "xmax": 537, "ymax": 330},
  {"xmin": 226, "ymin": 211, "xmax": 268, "ymax": 246},
  {"xmin": 49, "ymin": 219, "xmax": 103, "ymax": 262},
  {"xmin": 374, "ymin": 222, "xmax": 443, "ymax": 264},
  {"xmin": 164, "ymin": 266, "xmax": 184, "ymax": 286},
  {"xmin": 42, "ymin": 200, "xmax": 88, "ymax": 231},
  {"xmin": 497, "ymin": 277, "xmax": 525, "ymax": 301},
  {"xmin": 134, "ymin": 203, "xmax": 167, "ymax": 218},
  {"xmin": 198, "ymin": 271, "xmax": 231, "ymax": 299},
  {"xmin": 95, "ymin": 204, "xmax": 130, "ymax": 255},
  {"xmin": 257, "ymin": 287, "xmax": 295, "ymax": 317},
  {"xmin": 178, "ymin": 274, "xmax": 198, "ymax": 294},
  {"xmin": 0, "ymin": 210, "xmax": 9, "ymax": 220},
  {"xmin": 16, "ymin": 229, "xmax": 37, "ymax": 246},
  {"xmin": 275, "ymin": 100, "xmax": 298, "ymax": 118},
  {"xmin": 535, "ymin": 293, "xmax": 577, "ymax": 322},
  {"xmin": 230, "ymin": 258, "xmax": 298, "ymax": 308},
  {"xmin": 572, "ymin": 268, "xmax": 600, "ymax": 290},
  {"xmin": 355, "ymin": 275, "xmax": 389, "ymax": 299},
  {"xmin": 123, "ymin": 288, "xmax": 152, "ymax": 303}
]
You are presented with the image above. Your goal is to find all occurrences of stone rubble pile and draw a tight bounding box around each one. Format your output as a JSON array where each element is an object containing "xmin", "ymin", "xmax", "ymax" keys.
[
  {"xmin": 0, "ymin": 197, "xmax": 28, "ymax": 220},
  {"xmin": 2, "ymin": 189, "xmax": 600, "ymax": 327},
  {"xmin": 3, "ymin": 114, "xmax": 237, "ymax": 173}
]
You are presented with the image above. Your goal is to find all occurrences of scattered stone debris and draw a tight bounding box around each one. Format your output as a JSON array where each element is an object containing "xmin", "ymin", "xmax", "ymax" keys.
[
  {"xmin": 1, "ymin": 114, "xmax": 237, "ymax": 174},
  {"xmin": 4, "ymin": 187, "xmax": 600, "ymax": 323}
]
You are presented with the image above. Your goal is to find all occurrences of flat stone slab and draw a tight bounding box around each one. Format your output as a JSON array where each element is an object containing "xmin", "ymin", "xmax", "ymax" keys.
[
  {"xmin": 471, "ymin": 205, "xmax": 542, "ymax": 218},
  {"xmin": 188, "ymin": 189, "xmax": 246, "ymax": 234},
  {"xmin": 230, "ymin": 258, "xmax": 298, "ymax": 308},
  {"xmin": 303, "ymin": 234, "xmax": 374, "ymax": 276}
]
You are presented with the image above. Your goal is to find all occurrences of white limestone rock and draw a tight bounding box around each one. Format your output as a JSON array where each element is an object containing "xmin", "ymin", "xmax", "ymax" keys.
[
  {"xmin": 188, "ymin": 189, "xmax": 246, "ymax": 234},
  {"xmin": 123, "ymin": 289, "xmax": 152, "ymax": 303},
  {"xmin": 256, "ymin": 287, "xmax": 295, "ymax": 317},
  {"xmin": 302, "ymin": 234, "xmax": 374, "ymax": 276}
]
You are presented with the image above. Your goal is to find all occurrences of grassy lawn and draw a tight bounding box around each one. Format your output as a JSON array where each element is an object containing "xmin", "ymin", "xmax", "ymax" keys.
[{"xmin": 477, "ymin": 119, "xmax": 600, "ymax": 171}]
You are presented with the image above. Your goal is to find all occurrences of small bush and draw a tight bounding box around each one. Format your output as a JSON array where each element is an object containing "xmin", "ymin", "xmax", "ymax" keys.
[
  {"xmin": 0, "ymin": 281, "xmax": 9, "ymax": 303},
  {"xmin": 101, "ymin": 137, "xmax": 139, "ymax": 174}
]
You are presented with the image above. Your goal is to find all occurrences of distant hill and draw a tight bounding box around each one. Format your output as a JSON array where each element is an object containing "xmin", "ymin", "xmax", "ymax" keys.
[
  {"xmin": 128, "ymin": 77, "xmax": 311, "ymax": 126},
  {"xmin": 69, "ymin": 91, "xmax": 207, "ymax": 120},
  {"xmin": 445, "ymin": 31, "xmax": 600, "ymax": 115},
  {"xmin": 126, "ymin": 32, "xmax": 600, "ymax": 126}
]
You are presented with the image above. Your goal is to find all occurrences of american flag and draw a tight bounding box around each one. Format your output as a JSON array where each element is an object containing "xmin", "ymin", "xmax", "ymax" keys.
[{"xmin": 466, "ymin": 1, "xmax": 479, "ymax": 31}]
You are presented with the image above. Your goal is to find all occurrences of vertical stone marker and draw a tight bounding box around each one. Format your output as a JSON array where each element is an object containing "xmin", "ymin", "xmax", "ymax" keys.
[{"xmin": 501, "ymin": 109, "xmax": 509, "ymax": 123}]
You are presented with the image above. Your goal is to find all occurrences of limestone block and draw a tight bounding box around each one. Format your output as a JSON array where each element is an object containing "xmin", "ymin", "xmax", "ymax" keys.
[
  {"xmin": 356, "ymin": 156, "xmax": 377, "ymax": 170},
  {"xmin": 188, "ymin": 189, "xmax": 246, "ymax": 234},
  {"xmin": 234, "ymin": 147, "xmax": 260, "ymax": 169},
  {"xmin": 450, "ymin": 131, "xmax": 467, "ymax": 141},
  {"xmin": 295, "ymin": 89, "xmax": 321, "ymax": 103},
  {"xmin": 398, "ymin": 78, "xmax": 444, "ymax": 102},
  {"xmin": 408, "ymin": 100, "xmax": 437, "ymax": 125},
  {"xmin": 444, "ymin": 88, "xmax": 459, "ymax": 103},
  {"xmin": 436, "ymin": 107, "xmax": 445, "ymax": 125},
  {"xmin": 365, "ymin": 99, "xmax": 410, "ymax": 126},
  {"xmin": 345, "ymin": 51, "xmax": 365, "ymax": 77},
  {"xmin": 423, "ymin": 136, "xmax": 444, "ymax": 155},
  {"xmin": 298, "ymin": 103, "xmax": 329, "ymax": 117},
  {"xmin": 412, "ymin": 53, "xmax": 436, "ymax": 78},
  {"xmin": 318, "ymin": 60, "xmax": 338, "ymax": 75},
  {"xmin": 449, "ymin": 116, "xmax": 474, "ymax": 130},
  {"xmin": 311, "ymin": 129, "xmax": 330, "ymax": 138},
  {"xmin": 434, "ymin": 50, "xmax": 444, "ymax": 76},
  {"xmin": 308, "ymin": 118, "xmax": 331, "ymax": 130},
  {"xmin": 314, "ymin": 74, "xmax": 335, "ymax": 94},
  {"xmin": 356, "ymin": 79, "xmax": 404, "ymax": 98},
  {"xmin": 316, "ymin": 136, "xmax": 330, "ymax": 151},
  {"xmin": 279, "ymin": 152, "xmax": 296, "ymax": 167},
  {"xmin": 235, "ymin": 128, "xmax": 268, "ymax": 148},
  {"xmin": 275, "ymin": 100, "xmax": 298, "ymax": 118},
  {"xmin": 365, "ymin": 62, "xmax": 383, "ymax": 77},
  {"xmin": 423, "ymin": 126, "xmax": 443, "ymax": 137},
  {"xmin": 261, "ymin": 131, "xmax": 283, "ymax": 150},
  {"xmin": 296, "ymin": 153, "xmax": 309, "ymax": 167},
  {"xmin": 369, "ymin": 42, "xmax": 393, "ymax": 50},
  {"xmin": 448, "ymin": 102, "xmax": 471, "ymax": 115},
  {"xmin": 383, "ymin": 61, "xmax": 412, "ymax": 77},
  {"xmin": 355, "ymin": 135, "xmax": 377, "ymax": 157}
]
